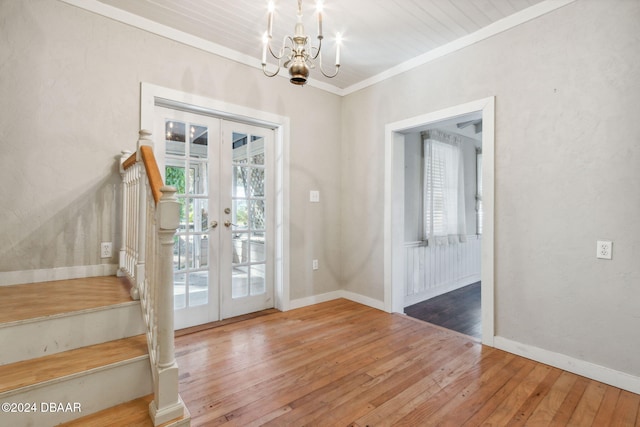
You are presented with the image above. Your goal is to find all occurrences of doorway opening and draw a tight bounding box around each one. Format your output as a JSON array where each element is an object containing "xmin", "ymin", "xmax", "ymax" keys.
[
  {"xmin": 402, "ymin": 113, "xmax": 483, "ymax": 339},
  {"xmin": 384, "ymin": 97, "xmax": 495, "ymax": 346}
]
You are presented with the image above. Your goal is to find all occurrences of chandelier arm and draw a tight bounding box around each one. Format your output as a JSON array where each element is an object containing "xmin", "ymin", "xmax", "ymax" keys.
[
  {"xmin": 309, "ymin": 36, "xmax": 323, "ymax": 61},
  {"xmin": 318, "ymin": 53, "xmax": 340, "ymax": 78},
  {"xmin": 319, "ymin": 64, "xmax": 340, "ymax": 78},
  {"xmin": 268, "ymin": 36, "xmax": 294, "ymax": 61},
  {"xmin": 262, "ymin": 63, "xmax": 281, "ymax": 78}
]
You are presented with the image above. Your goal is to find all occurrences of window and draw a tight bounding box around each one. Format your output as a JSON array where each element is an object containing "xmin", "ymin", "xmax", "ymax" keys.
[{"xmin": 422, "ymin": 130, "xmax": 467, "ymax": 244}]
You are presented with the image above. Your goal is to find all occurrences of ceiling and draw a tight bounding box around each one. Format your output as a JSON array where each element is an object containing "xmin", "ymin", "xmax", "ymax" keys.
[{"xmin": 84, "ymin": 0, "xmax": 559, "ymax": 93}]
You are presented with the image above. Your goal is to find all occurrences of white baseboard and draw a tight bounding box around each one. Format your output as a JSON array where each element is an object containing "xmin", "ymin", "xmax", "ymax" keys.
[
  {"xmin": 0, "ymin": 264, "xmax": 119, "ymax": 287},
  {"xmin": 340, "ymin": 290, "xmax": 385, "ymax": 311},
  {"xmin": 404, "ymin": 274, "xmax": 481, "ymax": 307},
  {"xmin": 494, "ymin": 336, "xmax": 640, "ymax": 395},
  {"xmin": 288, "ymin": 290, "xmax": 385, "ymax": 312},
  {"xmin": 288, "ymin": 291, "xmax": 344, "ymax": 310}
]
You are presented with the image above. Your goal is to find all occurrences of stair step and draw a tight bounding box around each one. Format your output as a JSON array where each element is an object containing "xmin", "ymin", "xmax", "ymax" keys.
[
  {"xmin": 0, "ymin": 276, "xmax": 134, "ymax": 324},
  {"xmin": 0, "ymin": 335, "xmax": 153, "ymax": 426},
  {"xmin": 0, "ymin": 276, "xmax": 145, "ymax": 365},
  {"xmin": 0, "ymin": 334, "xmax": 148, "ymax": 394},
  {"xmin": 59, "ymin": 394, "xmax": 191, "ymax": 427}
]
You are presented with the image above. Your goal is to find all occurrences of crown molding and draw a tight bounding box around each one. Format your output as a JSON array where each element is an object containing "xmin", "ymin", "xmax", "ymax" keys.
[
  {"xmin": 59, "ymin": 0, "xmax": 575, "ymax": 98},
  {"xmin": 341, "ymin": 0, "xmax": 576, "ymax": 95}
]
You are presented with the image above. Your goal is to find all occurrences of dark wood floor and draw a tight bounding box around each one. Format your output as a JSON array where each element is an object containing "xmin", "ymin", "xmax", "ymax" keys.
[{"xmin": 404, "ymin": 282, "xmax": 481, "ymax": 339}]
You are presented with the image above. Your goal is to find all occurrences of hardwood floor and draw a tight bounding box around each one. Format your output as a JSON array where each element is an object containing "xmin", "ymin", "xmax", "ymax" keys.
[
  {"xmin": 173, "ymin": 299, "xmax": 640, "ymax": 426},
  {"xmin": 404, "ymin": 282, "xmax": 481, "ymax": 339}
]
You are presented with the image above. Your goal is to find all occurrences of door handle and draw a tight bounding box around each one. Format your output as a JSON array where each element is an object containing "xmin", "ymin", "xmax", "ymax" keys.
[
  {"xmin": 224, "ymin": 220, "xmax": 238, "ymax": 228},
  {"xmin": 211, "ymin": 221, "xmax": 218, "ymax": 229}
]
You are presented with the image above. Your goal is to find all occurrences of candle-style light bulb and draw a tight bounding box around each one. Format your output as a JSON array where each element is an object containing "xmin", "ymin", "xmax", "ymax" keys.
[
  {"xmin": 316, "ymin": 1, "xmax": 323, "ymax": 37},
  {"xmin": 335, "ymin": 32, "xmax": 342, "ymax": 66},
  {"xmin": 267, "ymin": 1, "xmax": 275, "ymax": 37},
  {"xmin": 262, "ymin": 31, "xmax": 269, "ymax": 64}
]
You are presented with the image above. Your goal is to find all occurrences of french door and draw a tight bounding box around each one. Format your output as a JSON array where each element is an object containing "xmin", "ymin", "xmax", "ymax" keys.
[{"xmin": 156, "ymin": 107, "xmax": 274, "ymax": 329}]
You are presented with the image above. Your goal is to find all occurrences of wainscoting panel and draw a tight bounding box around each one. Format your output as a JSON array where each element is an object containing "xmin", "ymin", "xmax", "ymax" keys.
[{"xmin": 404, "ymin": 235, "xmax": 481, "ymax": 307}]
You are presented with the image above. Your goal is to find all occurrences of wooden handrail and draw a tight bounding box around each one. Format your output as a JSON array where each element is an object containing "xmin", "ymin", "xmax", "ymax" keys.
[
  {"xmin": 140, "ymin": 146, "xmax": 164, "ymax": 204},
  {"xmin": 122, "ymin": 146, "xmax": 163, "ymax": 204},
  {"xmin": 122, "ymin": 152, "xmax": 137, "ymax": 170}
]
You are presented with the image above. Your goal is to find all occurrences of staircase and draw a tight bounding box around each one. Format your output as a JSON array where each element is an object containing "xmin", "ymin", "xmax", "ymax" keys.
[{"xmin": 0, "ymin": 276, "xmax": 188, "ymax": 426}]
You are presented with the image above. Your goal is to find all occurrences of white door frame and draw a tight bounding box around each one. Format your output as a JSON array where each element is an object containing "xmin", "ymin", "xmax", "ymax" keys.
[
  {"xmin": 140, "ymin": 82, "xmax": 291, "ymax": 314},
  {"xmin": 383, "ymin": 97, "xmax": 495, "ymax": 346}
]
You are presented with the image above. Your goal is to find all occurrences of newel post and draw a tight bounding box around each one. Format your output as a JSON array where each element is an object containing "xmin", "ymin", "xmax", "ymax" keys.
[{"xmin": 150, "ymin": 185, "xmax": 186, "ymax": 425}]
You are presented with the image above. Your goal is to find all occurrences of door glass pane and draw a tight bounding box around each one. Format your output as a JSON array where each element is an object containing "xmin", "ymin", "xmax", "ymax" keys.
[
  {"xmin": 232, "ymin": 266, "xmax": 249, "ymax": 298},
  {"xmin": 250, "ymin": 135, "xmax": 265, "ymax": 165},
  {"xmin": 174, "ymin": 236, "xmax": 187, "ymax": 271},
  {"xmin": 189, "ymin": 161, "xmax": 208, "ymax": 196},
  {"xmin": 165, "ymin": 166, "xmax": 186, "ymax": 194},
  {"xmin": 180, "ymin": 198, "xmax": 193, "ymax": 232},
  {"xmin": 250, "ymin": 232, "xmax": 265, "ymax": 263},
  {"xmin": 185, "ymin": 236, "xmax": 194, "ymax": 270},
  {"xmin": 194, "ymin": 234, "xmax": 208, "ymax": 268},
  {"xmin": 166, "ymin": 121, "xmax": 186, "ymax": 156},
  {"xmin": 249, "ymin": 168, "xmax": 265, "ymax": 197},
  {"xmin": 174, "ymin": 272, "xmax": 186, "ymax": 309},
  {"xmin": 233, "ymin": 166, "xmax": 248, "ymax": 197},
  {"xmin": 194, "ymin": 198, "xmax": 209, "ymax": 232},
  {"xmin": 250, "ymin": 265, "xmax": 265, "ymax": 295},
  {"xmin": 250, "ymin": 200, "xmax": 265, "ymax": 230},
  {"xmin": 232, "ymin": 132, "xmax": 248, "ymax": 163},
  {"xmin": 189, "ymin": 124, "xmax": 208, "ymax": 159},
  {"xmin": 233, "ymin": 200, "xmax": 249, "ymax": 228},
  {"xmin": 232, "ymin": 233, "xmax": 249, "ymax": 264},
  {"xmin": 189, "ymin": 271, "xmax": 208, "ymax": 306}
]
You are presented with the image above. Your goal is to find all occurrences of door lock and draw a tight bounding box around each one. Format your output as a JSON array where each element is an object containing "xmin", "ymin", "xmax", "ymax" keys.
[{"xmin": 224, "ymin": 207, "xmax": 231, "ymax": 214}]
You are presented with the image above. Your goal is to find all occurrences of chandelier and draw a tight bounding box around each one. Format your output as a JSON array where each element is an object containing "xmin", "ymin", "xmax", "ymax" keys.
[{"xmin": 261, "ymin": 0, "xmax": 341, "ymax": 86}]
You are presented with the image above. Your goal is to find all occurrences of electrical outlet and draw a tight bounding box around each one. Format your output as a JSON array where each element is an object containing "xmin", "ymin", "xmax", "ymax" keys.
[
  {"xmin": 101, "ymin": 242, "xmax": 113, "ymax": 259},
  {"xmin": 596, "ymin": 240, "xmax": 612, "ymax": 260},
  {"xmin": 312, "ymin": 259, "xmax": 319, "ymax": 270}
]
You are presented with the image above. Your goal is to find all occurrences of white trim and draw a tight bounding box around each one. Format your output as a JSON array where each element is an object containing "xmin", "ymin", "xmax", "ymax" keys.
[
  {"xmin": 0, "ymin": 264, "xmax": 118, "ymax": 287},
  {"xmin": 288, "ymin": 290, "xmax": 385, "ymax": 312},
  {"xmin": 139, "ymin": 82, "xmax": 291, "ymax": 314},
  {"xmin": 494, "ymin": 336, "xmax": 640, "ymax": 395},
  {"xmin": 341, "ymin": 0, "xmax": 576, "ymax": 95},
  {"xmin": 288, "ymin": 291, "xmax": 343, "ymax": 311},
  {"xmin": 384, "ymin": 97, "xmax": 495, "ymax": 347},
  {"xmin": 60, "ymin": 0, "xmax": 574, "ymax": 97}
]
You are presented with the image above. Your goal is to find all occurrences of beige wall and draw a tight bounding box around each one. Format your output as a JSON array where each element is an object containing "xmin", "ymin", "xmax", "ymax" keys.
[
  {"xmin": 341, "ymin": 0, "xmax": 640, "ymax": 376},
  {"xmin": 0, "ymin": 0, "xmax": 343, "ymax": 299}
]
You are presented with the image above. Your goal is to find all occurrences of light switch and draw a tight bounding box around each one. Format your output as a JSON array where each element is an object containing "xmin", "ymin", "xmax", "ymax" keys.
[{"xmin": 310, "ymin": 190, "xmax": 320, "ymax": 203}]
